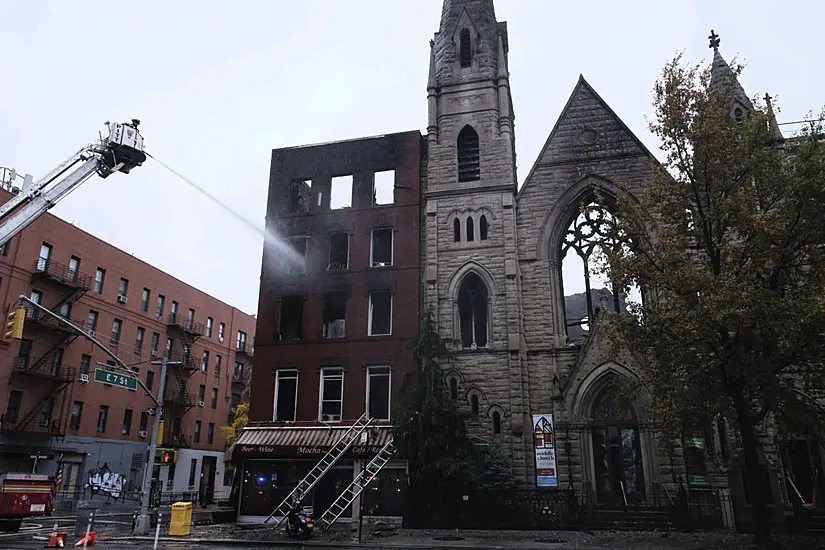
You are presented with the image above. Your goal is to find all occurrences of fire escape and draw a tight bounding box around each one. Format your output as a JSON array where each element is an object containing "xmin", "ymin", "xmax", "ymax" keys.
[
  {"xmin": 3, "ymin": 259, "xmax": 90, "ymax": 436},
  {"xmin": 162, "ymin": 311, "xmax": 203, "ymax": 448}
]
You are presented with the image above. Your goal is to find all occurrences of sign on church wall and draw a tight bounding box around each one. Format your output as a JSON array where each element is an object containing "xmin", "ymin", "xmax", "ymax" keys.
[{"xmin": 532, "ymin": 413, "xmax": 558, "ymax": 488}]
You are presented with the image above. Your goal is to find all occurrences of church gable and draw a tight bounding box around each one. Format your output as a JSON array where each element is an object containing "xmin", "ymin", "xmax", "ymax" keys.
[{"xmin": 518, "ymin": 75, "xmax": 653, "ymax": 200}]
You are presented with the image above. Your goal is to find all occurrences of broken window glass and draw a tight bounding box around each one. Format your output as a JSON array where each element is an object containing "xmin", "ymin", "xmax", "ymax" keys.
[
  {"xmin": 368, "ymin": 291, "xmax": 392, "ymax": 336},
  {"xmin": 323, "ymin": 292, "xmax": 346, "ymax": 339},
  {"xmin": 275, "ymin": 370, "xmax": 298, "ymax": 422},
  {"xmin": 289, "ymin": 179, "xmax": 312, "ymax": 214},
  {"xmin": 279, "ymin": 296, "xmax": 304, "ymax": 341},
  {"xmin": 458, "ymin": 273, "xmax": 488, "ymax": 349},
  {"xmin": 371, "ymin": 228, "xmax": 393, "ymax": 267},
  {"xmin": 331, "ymin": 176, "xmax": 353, "ymax": 210},
  {"xmin": 328, "ymin": 232, "xmax": 349, "ymax": 271},
  {"xmin": 373, "ymin": 171, "xmax": 395, "ymax": 205}
]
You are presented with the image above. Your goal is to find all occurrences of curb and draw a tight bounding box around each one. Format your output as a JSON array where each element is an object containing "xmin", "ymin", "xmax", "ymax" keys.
[{"xmin": 112, "ymin": 536, "xmax": 610, "ymax": 549}]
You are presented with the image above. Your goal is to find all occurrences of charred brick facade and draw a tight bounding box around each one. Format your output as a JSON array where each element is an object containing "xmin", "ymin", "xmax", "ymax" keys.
[{"xmin": 250, "ymin": 131, "xmax": 422, "ymax": 426}]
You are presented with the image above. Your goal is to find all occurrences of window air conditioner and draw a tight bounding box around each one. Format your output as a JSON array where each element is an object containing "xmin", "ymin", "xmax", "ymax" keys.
[
  {"xmin": 322, "ymin": 414, "xmax": 341, "ymax": 422},
  {"xmin": 79, "ymin": 373, "xmax": 89, "ymax": 383},
  {"xmin": 117, "ymin": 295, "xmax": 128, "ymax": 304},
  {"xmin": 138, "ymin": 430, "xmax": 147, "ymax": 439}
]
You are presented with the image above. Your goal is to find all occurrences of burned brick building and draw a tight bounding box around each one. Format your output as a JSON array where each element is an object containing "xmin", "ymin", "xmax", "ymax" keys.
[{"xmin": 236, "ymin": 132, "xmax": 422, "ymax": 522}]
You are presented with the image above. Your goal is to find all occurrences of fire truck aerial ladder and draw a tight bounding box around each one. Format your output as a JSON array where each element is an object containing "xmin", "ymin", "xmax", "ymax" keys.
[{"xmin": 0, "ymin": 119, "xmax": 146, "ymax": 247}]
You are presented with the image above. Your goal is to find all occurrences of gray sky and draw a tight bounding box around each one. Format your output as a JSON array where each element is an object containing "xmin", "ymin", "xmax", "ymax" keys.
[{"xmin": 1, "ymin": 0, "xmax": 821, "ymax": 315}]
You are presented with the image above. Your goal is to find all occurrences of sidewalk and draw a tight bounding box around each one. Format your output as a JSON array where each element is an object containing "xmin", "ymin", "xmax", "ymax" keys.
[{"xmin": 104, "ymin": 523, "xmax": 825, "ymax": 549}]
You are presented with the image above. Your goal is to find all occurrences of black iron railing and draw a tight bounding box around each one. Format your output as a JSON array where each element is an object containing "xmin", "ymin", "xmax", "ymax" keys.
[
  {"xmin": 11, "ymin": 356, "xmax": 76, "ymax": 381},
  {"xmin": 236, "ymin": 342, "xmax": 253, "ymax": 356},
  {"xmin": 167, "ymin": 312, "xmax": 205, "ymax": 336},
  {"xmin": 32, "ymin": 259, "xmax": 93, "ymax": 289}
]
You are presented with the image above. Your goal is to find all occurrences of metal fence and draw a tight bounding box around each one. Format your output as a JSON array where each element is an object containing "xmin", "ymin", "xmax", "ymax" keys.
[{"xmin": 54, "ymin": 488, "xmax": 198, "ymax": 513}]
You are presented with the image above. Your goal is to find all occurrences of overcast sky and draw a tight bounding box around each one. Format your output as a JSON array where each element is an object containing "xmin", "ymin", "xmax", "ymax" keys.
[{"xmin": 1, "ymin": 0, "xmax": 821, "ymax": 316}]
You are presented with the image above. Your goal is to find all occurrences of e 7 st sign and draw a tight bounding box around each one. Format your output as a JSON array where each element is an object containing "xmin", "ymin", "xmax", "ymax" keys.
[{"xmin": 94, "ymin": 368, "xmax": 137, "ymax": 391}]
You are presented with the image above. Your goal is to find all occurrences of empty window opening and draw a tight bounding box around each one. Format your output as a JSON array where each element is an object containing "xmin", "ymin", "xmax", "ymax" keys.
[
  {"xmin": 373, "ymin": 171, "xmax": 395, "ymax": 205},
  {"xmin": 289, "ymin": 179, "xmax": 312, "ymax": 213},
  {"xmin": 449, "ymin": 378, "xmax": 458, "ymax": 400},
  {"xmin": 459, "ymin": 28, "xmax": 472, "ymax": 68},
  {"xmin": 367, "ymin": 366, "xmax": 391, "ymax": 421},
  {"xmin": 560, "ymin": 203, "xmax": 641, "ymax": 344},
  {"xmin": 330, "ymin": 175, "xmax": 353, "ymax": 210},
  {"xmin": 328, "ymin": 232, "xmax": 349, "ymax": 271},
  {"xmin": 274, "ymin": 370, "xmax": 298, "ymax": 422},
  {"xmin": 279, "ymin": 296, "xmax": 304, "ymax": 341},
  {"xmin": 368, "ymin": 291, "xmax": 392, "ymax": 336},
  {"xmin": 453, "ymin": 219, "xmax": 461, "ymax": 242},
  {"xmin": 287, "ymin": 236, "xmax": 309, "ymax": 275},
  {"xmin": 458, "ymin": 273, "xmax": 489, "ymax": 349},
  {"xmin": 457, "ymin": 126, "xmax": 480, "ymax": 182},
  {"xmin": 466, "ymin": 217, "xmax": 475, "ymax": 241},
  {"xmin": 470, "ymin": 394, "xmax": 479, "ymax": 415},
  {"xmin": 320, "ymin": 368, "xmax": 344, "ymax": 422},
  {"xmin": 323, "ymin": 291, "xmax": 347, "ymax": 339},
  {"xmin": 492, "ymin": 411, "xmax": 502, "ymax": 434},
  {"xmin": 480, "ymin": 215, "xmax": 489, "ymax": 240},
  {"xmin": 371, "ymin": 228, "xmax": 393, "ymax": 267}
]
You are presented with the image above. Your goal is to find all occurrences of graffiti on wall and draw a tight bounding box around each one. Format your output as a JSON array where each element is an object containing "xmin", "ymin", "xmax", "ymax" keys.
[{"xmin": 84, "ymin": 463, "xmax": 127, "ymax": 499}]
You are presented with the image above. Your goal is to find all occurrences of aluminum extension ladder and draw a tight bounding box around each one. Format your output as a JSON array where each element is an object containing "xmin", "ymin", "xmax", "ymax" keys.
[
  {"xmin": 317, "ymin": 438, "xmax": 395, "ymax": 531},
  {"xmin": 264, "ymin": 413, "xmax": 374, "ymax": 526}
]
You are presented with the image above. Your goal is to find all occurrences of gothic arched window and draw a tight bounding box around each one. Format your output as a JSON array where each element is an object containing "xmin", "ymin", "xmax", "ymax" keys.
[
  {"xmin": 560, "ymin": 202, "xmax": 638, "ymax": 343},
  {"xmin": 466, "ymin": 217, "xmax": 475, "ymax": 241},
  {"xmin": 492, "ymin": 411, "xmax": 502, "ymax": 434},
  {"xmin": 458, "ymin": 273, "xmax": 489, "ymax": 349},
  {"xmin": 459, "ymin": 28, "xmax": 472, "ymax": 68},
  {"xmin": 453, "ymin": 218, "xmax": 461, "ymax": 242},
  {"xmin": 449, "ymin": 377, "xmax": 458, "ymax": 400},
  {"xmin": 471, "ymin": 394, "xmax": 479, "ymax": 415},
  {"xmin": 457, "ymin": 126, "xmax": 480, "ymax": 182},
  {"xmin": 480, "ymin": 215, "xmax": 489, "ymax": 240}
]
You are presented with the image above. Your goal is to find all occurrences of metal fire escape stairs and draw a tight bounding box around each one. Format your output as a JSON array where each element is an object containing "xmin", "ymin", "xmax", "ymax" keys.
[
  {"xmin": 317, "ymin": 438, "xmax": 396, "ymax": 531},
  {"xmin": 264, "ymin": 413, "xmax": 375, "ymax": 526},
  {"xmin": 163, "ymin": 316, "xmax": 203, "ymax": 447}
]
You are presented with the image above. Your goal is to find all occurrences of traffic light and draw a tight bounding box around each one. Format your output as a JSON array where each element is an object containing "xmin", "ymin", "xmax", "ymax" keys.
[
  {"xmin": 159, "ymin": 449, "xmax": 177, "ymax": 465},
  {"xmin": 5, "ymin": 308, "xmax": 25, "ymax": 340}
]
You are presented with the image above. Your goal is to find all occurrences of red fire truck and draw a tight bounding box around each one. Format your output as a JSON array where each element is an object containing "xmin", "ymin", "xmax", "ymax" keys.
[{"xmin": 0, "ymin": 473, "xmax": 55, "ymax": 532}]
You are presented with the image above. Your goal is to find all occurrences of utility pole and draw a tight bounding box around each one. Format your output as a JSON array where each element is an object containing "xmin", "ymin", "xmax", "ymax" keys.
[{"xmin": 134, "ymin": 356, "xmax": 168, "ymax": 535}]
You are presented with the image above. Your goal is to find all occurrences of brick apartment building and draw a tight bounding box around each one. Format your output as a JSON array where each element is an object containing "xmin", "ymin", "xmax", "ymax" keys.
[
  {"xmin": 232, "ymin": 132, "xmax": 421, "ymax": 521},
  {"xmin": 0, "ymin": 186, "xmax": 256, "ymax": 505}
]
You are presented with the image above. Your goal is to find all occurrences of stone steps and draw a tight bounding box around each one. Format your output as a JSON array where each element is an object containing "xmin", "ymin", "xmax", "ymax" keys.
[{"xmin": 587, "ymin": 507, "xmax": 673, "ymax": 531}]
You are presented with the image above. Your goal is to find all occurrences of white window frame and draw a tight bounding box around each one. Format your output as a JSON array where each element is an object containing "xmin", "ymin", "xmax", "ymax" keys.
[
  {"xmin": 366, "ymin": 366, "xmax": 391, "ymax": 421},
  {"xmin": 367, "ymin": 291, "xmax": 393, "ymax": 336},
  {"xmin": 318, "ymin": 367, "xmax": 344, "ymax": 422},
  {"xmin": 272, "ymin": 369, "xmax": 299, "ymax": 422},
  {"xmin": 370, "ymin": 228, "xmax": 394, "ymax": 267}
]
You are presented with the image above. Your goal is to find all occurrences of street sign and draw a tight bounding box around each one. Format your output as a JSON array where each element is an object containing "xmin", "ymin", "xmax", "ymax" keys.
[{"xmin": 94, "ymin": 368, "xmax": 138, "ymax": 391}]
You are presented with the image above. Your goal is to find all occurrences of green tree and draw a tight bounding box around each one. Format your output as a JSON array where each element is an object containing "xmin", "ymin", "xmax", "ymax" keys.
[
  {"xmin": 601, "ymin": 54, "xmax": 825, "ymax": 547},
  {"xmin": 478, "ymin": 439, "xmax": 519, "ymax": 489},
  {"xmin": 392, "ymin": 308, "xmax": 476, "ymax": 517},
  {"xmin": 222, "ymin": 402, "xmax": 249, "ymax": 448}
]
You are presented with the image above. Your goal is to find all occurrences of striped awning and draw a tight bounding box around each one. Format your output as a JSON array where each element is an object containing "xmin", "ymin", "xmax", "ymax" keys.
[{"xmin": 231, "ymin": 425, "xmax": 392, "ymax": 460}]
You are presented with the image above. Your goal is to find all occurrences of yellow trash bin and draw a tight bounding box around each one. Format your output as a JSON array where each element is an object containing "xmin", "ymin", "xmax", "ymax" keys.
[{"xmin": 168, "ymin": 501, "xmax": 193, "ymax": 536}]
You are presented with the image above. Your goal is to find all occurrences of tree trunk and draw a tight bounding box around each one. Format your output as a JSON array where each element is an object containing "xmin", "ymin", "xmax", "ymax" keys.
[{"xmin": 731, "ymin": 387, "xmax": 774, "ymax": 548}]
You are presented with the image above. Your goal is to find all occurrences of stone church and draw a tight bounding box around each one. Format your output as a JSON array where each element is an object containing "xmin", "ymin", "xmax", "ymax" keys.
[{"xmin": 421, "ymin": 0, "xmax": 804, "ymax": 516}]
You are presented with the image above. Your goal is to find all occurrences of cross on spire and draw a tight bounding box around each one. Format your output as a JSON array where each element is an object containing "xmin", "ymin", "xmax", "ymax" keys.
[
  {"xmin": 708, "ymin": 30, "xmax": 720, "ymax": 50},
  {"xmin": 764, "ymin": 93, "xmax": 773, "ymax": 105}
]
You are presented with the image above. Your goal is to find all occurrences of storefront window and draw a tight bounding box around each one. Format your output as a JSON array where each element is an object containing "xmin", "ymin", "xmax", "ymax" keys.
[{"xmin": 362, "ymin": 468, "xmax": 406, "ymax": 517}]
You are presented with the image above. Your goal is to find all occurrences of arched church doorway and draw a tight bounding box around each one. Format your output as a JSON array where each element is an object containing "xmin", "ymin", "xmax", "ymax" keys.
[{"xmin": 590, "ymin": 384, "xmax": 645, "ymax": 505}]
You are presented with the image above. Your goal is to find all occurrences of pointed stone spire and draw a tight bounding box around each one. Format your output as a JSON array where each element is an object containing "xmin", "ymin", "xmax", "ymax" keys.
[
  {"xmin": 433, "ymin": 0, "xmax": 501, "ymax": 82},
  {"xmin": 764, "ymin": 93, "xmax": 785, "ymax": 142},
  {"xmin": 708, "ymin": 30, "xmax": 753, "ymax": 110}
]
